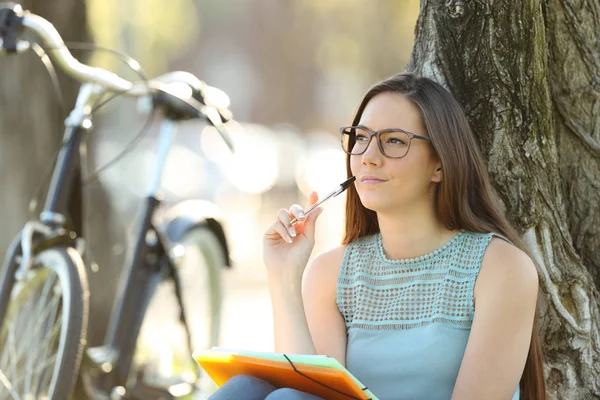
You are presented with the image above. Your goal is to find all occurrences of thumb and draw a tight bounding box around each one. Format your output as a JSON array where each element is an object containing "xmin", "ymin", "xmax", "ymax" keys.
[
  {"xmin": 302, "ymin": 206, "xmax": 323, "ymax": 240},
  {"xmin": 307, "ymin": 191, "xmax": 319, "ymax": 209}
]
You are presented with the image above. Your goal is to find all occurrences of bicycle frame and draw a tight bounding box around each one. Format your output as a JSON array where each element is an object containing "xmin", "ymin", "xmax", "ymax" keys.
[
  {"xmin": 1, "ymin": 5, "xmax": 235, "ymax": 393},
  {"xmin": 0, "ymin": 87, "xmax": 94, "ymax": 331},
  {"xmin": 90, "ymin": 119, "xmax": 180, "ymax": 394},
  {"xmin": 39, "ymin": 84, "xmax": 101, "ymax": 235},
  {"xmin": 15, "ymin": 82, "xmax": 199, "ymax": 397},
  {"xmin": 78, "ymin": 92, "xmax": 227, "ymax": 398}
]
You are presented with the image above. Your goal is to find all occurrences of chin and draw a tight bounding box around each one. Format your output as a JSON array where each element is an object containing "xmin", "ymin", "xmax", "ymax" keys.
[{"xmin": 357, "ymin": 193, "xmax": 394, "ymax": 213}]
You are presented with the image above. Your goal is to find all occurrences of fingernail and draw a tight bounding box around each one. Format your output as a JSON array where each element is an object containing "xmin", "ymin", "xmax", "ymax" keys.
[
  {"xmin": 289, "ymin": 226, "xmax": 297, "ymax": 237},
  {"xmin": 298, "ymin": 211, "xmax": 305, "ymax": 219},
  {"xmin": 286, "ymin": 235, "xmax": 293, "ymax": 243}
]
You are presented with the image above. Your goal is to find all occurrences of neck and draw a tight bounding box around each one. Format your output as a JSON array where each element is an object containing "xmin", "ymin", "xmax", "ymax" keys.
[{"xmin": 376, "ymin": 202, "xmax": 459, "ymax": 260}]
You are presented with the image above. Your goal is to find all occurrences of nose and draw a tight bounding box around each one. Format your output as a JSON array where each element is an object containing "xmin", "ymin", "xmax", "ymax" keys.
[{"xmin": 361, "ymin": 135, "xmax": 382, "ymax": 166}]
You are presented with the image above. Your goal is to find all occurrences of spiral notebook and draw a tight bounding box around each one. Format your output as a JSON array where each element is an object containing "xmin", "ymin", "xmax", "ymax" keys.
[{"xmin": 193, "ymin": 347, "xmax": 378, "ymax": 400}]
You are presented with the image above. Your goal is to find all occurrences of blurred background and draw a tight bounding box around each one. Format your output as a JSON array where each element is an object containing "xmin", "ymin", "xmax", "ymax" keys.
[
  {"xmin": 83, "ymin": 0, "xmax": 419, "ymax": 350},
  {"xmin": 1, "ymin": 0, "xmax": 420, "ymax": 395}
]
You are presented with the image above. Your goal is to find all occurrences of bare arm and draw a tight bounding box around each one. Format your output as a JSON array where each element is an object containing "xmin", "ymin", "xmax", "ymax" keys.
[
  {"xmin": 263, "ymin": 192, "xmax": 347, "ymax": 362},
  {"xmin": 268, "ymin": 273, "xmax": 317, "ymax": 355},
  {"xmin": 268, "ymin": 246, "xmax": 348, "ymax": 366},
  {"xmin": 302, "ymin": 247, "xmax": 348, "ymax": 366},
  {"xmin": 451, "ymin": 238, "xmax": 540, "ymax": 400}
]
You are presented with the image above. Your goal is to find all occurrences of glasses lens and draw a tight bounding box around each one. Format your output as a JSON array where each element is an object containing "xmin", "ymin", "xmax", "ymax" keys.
[
  {"xmin": 380, "ymin": 130, "xmax": 410, "ymax": 158},
  {"xmin": 341, "ymin": 127, "xmax": 371, "ymax": 155}
]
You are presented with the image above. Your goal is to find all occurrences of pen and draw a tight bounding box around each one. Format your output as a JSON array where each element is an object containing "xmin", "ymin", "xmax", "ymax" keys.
[{"xmin": 288, "ymin": 176, "xmax": 356, "ymax": 226}]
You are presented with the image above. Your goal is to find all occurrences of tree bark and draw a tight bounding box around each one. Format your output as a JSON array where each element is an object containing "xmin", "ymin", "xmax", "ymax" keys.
[{"xmin": 407, "ymin": 0, "xmax": 600, "ymax": 397}]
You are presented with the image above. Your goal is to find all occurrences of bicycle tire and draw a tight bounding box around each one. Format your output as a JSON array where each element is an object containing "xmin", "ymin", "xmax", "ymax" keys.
[
  {"xmin": 0, "ymin": 246, "xmax": 89, "ymax": 400},
  {"xmin": 130, "ymin": 225, "xmax": 227, "ymax": 392}
]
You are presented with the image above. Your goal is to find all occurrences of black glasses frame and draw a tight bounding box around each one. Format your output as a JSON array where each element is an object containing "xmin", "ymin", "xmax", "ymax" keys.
[{"xmin": 340, "ymin": 125, "xmax": 432, "ymax": 159}]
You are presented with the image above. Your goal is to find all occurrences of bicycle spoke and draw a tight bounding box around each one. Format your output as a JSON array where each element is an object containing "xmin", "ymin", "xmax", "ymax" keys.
[
  {"xmin": 0, "ymin": 271, "xmax": 48, "ymax": 369},
  {"xmin": 0, "ymin": 367, "xmax": 22, "ymax": 400},
  {"xmin": 24, "ymin": 275, "xmax": 58, "ymax": 352},
  {"xmin": 0, "ymin": 268, "xmax": 63, "ymax": 399},
  {"xmin": 31, "ymin": 271, "xmax": 55, "ymax": 325},
  {"xmin": 4, "ymin": 353, "xmax": 57, "ymax": 398},
  {"xmin": 26, "ymin": 286, "xmax": 60, "ymax": 363},
  {"xmin": 1, "ymin": 285, "xmax": 34, "ymax": 380},
  {"xmin": 6, "ymin": 277, "xmax": 59, "ymax": 368},
  {"xmin": 7, "ymin": 321, "xmax": 19, "ymax": 394},
  {"xmin": 26, "ymin": 293, "xmax": 61, "ymax": 398},
  {"xmin": 31, "ymin": 353, "xmax": 58, "ymax": 398},
  {"xmin": 0, "ymin": 322, "xmax": 11, "ymax": 375},
  {"xmin": 32, "ymin": 298, "xmax": 61, "ymax": 397},
  {"xmin": 22, "ymin": 285, "xmax": 43, "ymax": 394}
]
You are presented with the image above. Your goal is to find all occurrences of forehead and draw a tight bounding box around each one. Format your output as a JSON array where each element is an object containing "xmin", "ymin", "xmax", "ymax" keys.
[{"xmin": 358, "ymin": 92, "xmax": 426, "ymax": 135}]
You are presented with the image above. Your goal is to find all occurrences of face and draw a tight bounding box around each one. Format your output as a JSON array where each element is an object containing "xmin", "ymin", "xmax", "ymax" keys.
[{"xmin": 349, "ymin": 92, "xmax": 441, "ymax": 214}]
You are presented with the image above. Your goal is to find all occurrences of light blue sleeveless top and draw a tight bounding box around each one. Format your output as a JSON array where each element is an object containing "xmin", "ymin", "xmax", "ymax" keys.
[{"xmin": 336, "ymin": 230, "xmax": 521, "ymax": 400}]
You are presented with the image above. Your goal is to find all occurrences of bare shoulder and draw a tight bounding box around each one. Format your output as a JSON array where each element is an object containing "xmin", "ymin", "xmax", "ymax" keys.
[
  {"xmin": 474, "ymin": 237, "xmax": 539, "ymax": 304},
  {"xmin": 303, "ymin": 245, "xmax": 347, "ymax": 288}
]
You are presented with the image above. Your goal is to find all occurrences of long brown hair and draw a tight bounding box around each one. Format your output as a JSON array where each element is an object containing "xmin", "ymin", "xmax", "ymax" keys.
[{"xmin": 342, "ymin": 73, "xmax": 546, "ymax": 400}]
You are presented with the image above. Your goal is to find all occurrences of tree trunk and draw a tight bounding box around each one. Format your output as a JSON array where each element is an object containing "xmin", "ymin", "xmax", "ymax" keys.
[{"xmin": 407, "ymin": 0, "xmax": 600, "ymax": 397}]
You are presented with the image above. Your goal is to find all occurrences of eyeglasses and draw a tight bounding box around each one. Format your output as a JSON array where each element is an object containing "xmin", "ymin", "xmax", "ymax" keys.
[{"xmin": 340, "ymin": 125, "xmax": 432, "ymax": 159}]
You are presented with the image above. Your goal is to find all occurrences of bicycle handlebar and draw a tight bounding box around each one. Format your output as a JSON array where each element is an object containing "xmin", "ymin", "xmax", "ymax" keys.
[
  {"xmin": 0, "ymin": 3, "xmax": 235, "ymax": 148},
  {"xmin": 0, "ymin": 3, "xmax": 233, "ymax": 116},
  {"xmin": 3, "ymin": 6, "xmax": 147, "ymax": 94}
]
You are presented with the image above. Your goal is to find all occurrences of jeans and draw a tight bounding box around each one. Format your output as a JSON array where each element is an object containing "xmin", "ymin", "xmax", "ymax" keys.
[{"xmin": 208, "ymin": 374, "xmax": 324, "ymax": 400}]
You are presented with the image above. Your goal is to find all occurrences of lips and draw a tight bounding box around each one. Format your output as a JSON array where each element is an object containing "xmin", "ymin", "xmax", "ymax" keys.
[{"xmin": 361, "ymin": 176, "xmax": 387, "ymax": 183}]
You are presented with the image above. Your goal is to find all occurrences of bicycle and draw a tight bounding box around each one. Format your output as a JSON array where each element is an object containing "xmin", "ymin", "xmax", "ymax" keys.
[{"xmin": 0, "ymin": 3, "xmax": 235, "ymax": 399}]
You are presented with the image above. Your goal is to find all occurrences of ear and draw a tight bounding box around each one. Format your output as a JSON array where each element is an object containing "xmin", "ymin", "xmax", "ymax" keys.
[{"xmin": 431, "ymin": 163, "xmax": 443, "ymax": 183}]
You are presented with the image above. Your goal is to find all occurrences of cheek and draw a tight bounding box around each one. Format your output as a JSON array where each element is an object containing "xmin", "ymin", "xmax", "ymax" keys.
[
  {"xmin": 349, "ymin": 156, "xmax": 361, "ymax": 176},
  {"xmin": 387, "ymin": 159, "xmax": 428, "ymax": 192}
]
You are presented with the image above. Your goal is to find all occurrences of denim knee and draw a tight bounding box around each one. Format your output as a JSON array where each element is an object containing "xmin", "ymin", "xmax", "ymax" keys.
[
  {"xmin": 208, "ymin": 374, "xmax": 277, "ymax": 400},
  {"xmin": 227, "ymin": 374, "xmax": 272, "ymax": 388},
  {"xmin": 265, "ymin": 387, "xmax": 323, "ymax": 400}
]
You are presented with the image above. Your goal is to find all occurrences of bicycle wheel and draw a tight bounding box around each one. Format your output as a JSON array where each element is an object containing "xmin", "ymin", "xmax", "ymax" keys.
[
  {"xmin": 0, "ymin": 246, "xmax": 89, "ymax": 400},
  {"xmin": 132, "ymin": 225, "xmax": 225, "ymax": 398}
]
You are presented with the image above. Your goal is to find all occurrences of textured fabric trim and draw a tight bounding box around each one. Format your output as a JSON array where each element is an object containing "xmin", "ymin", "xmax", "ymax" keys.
[
  {"xmin": 336, "ymin": 231, "xmax": 508, "ymax": 331},
  {"xmin": 348, "ymin": 318, "xmax": 473, "ymax": 331}
]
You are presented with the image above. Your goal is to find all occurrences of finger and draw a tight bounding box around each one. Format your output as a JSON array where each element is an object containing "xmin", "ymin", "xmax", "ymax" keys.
[
  {"xmin": 277, "ymin": 208, "xmax": 292, "ymax": 225},
  {"xmin": 306, "ymin": 191, "xmax": 319, "ymax": 208},
  {"xmin": 265, "ymin": 220, "xmax": 293, "ymax": 244},
  {"xmin": 302, "ymin": 206, "xmax": 323, "ymax": 240},
  {"xmin": 296, "ymin": 193, "xmax": 319, "ymax": 235},
  {"xmin": 289, "ymin": 204, "xmax": 305, "ymax": 221},
  {"xmin": 277, "ymin": 209, "xmax": 297, "ymax": 238},
  {"xmin": 290, "ymin": 203, "xmax": 307, "ymax": 235}
]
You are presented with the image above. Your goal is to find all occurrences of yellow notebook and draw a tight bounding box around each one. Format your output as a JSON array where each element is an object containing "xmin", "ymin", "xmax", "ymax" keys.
[{"xmin": 193, "ymin": 347, "xmax": 378, "ymax": 400}]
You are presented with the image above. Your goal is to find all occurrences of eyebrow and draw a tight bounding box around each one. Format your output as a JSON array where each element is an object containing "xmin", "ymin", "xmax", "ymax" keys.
[{"xmin": 356, "ymin": 124, "xmax": 412, "ymax": 133}]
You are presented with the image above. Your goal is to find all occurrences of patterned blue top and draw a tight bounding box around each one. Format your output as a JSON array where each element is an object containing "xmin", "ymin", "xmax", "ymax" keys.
[{"xmin": 336, "ymin": 230, "xmax": 520, "ymax": 400}]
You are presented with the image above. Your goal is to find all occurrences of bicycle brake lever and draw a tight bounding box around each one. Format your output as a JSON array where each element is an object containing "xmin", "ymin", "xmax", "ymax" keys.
[
  {"xmin": 16, "ymin": 221, "xmax": 52, "ymax": 280},
  {"xmin": 204, "ymin": 106, "xmax": 235, "ymax": 152},
  {"xmin": 0, "ymin": 37, "xmax": 29, "ymax": 54}
]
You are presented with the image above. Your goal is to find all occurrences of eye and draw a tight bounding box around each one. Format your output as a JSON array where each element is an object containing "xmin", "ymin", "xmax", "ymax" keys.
[
  {"xmin": 356, "ymin": 134, "xmax": 369, "ymax": 142},
  {"xmin": 386, "ymin": 136, "xmax": 407, "ymax": 145}
]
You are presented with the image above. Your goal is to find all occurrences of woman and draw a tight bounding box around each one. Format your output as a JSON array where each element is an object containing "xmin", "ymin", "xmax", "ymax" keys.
[{"xmin": 210, "ymin": 73, "xmax": 546, "ymax": 400}]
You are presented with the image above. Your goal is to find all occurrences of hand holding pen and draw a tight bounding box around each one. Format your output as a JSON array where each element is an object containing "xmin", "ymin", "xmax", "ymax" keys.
[
  {"xmin": 267, "ymin": 177, "xmax": 356, "ymax": 243},
  {"xmin": 263, "ymin": 176, "xmax": 357, "ymax": 278},
  {"xmin": 288, "ymin": 176, "xmax": 356, "ymax": 227}
]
